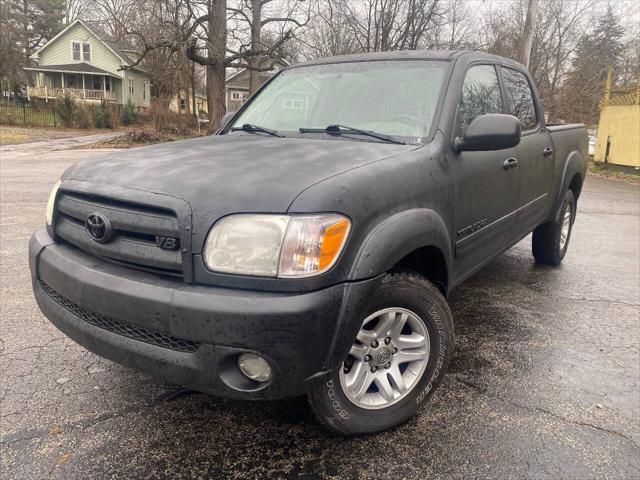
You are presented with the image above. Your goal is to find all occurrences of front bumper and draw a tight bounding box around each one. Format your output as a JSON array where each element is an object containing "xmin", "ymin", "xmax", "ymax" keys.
[{"xmin": 29, "ymin": 228, "xmax": 381, "ymax": 399}]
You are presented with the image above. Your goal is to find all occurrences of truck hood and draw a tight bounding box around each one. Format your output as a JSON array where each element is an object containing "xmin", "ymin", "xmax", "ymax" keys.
[{"xmin": 63, "ymin": 134, "xmax": 415, "ymax": 240}]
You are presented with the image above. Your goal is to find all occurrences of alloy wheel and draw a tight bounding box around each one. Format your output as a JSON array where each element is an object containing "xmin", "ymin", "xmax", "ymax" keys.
[{"xmin": 339, "ymin": 308, "xmax": 430, "ymax": 410}]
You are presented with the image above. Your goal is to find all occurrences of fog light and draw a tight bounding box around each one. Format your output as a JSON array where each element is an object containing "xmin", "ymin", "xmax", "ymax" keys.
[{"xmin": 238, "ymin": 353, "xmax": 272, "ymax": 383}]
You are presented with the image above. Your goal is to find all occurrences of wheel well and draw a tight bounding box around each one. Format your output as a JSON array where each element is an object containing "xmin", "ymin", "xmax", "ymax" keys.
[
  {"xmin": 569, "ymin": 173, "xmax": 583, "ymax": 199},
  {"xmin": 394, "ymin": 246, "xmax": 448, "ymax": 296}
]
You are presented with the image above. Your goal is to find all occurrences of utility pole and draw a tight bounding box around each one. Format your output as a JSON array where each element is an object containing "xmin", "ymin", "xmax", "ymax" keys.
[{"xmin": 521, "ymin": 0, "xmax": 539, "ymax": 70}]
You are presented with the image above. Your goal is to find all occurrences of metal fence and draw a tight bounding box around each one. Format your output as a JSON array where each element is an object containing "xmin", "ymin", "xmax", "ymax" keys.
[{"xmin": 0, "ymin": 101, "xmax": 59, "ymax": 127}]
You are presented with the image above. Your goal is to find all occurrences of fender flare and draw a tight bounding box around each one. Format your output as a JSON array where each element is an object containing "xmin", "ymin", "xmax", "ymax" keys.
[
  {"xmin": 553, "ymin": 150, "xmax": 585, "ymax": 215},
  {"xmin": 347, "ymin": 209, "xmax": 452, "ymax": 284}
]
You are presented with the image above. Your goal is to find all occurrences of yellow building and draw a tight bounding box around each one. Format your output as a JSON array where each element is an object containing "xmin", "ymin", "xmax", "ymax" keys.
[
  {"xmin": 169, "ymin": 88, "xmax": 208, "ymax": 117},
  {"xmin": 594, "ymin": 71, "xmax": 640, "ymax": 168}
]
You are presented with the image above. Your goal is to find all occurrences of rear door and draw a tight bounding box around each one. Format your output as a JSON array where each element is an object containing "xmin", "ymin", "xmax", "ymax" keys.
[
  {"xmin": 450, "ymin": 64, "xmax": 520, "ymax": 276},
  {"xmin": 500, "ymin": 67, "xmax": 554, "ymax": 231}
]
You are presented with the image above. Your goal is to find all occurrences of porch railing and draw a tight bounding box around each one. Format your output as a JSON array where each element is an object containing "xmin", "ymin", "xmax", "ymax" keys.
[{"xmin": 27, "ymin": 86, "xmax": 117, "ymax": 101}]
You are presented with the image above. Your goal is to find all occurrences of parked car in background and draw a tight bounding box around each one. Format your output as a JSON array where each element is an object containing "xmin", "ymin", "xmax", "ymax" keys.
[
  {"xmin": 30, "ymin": 50, "xmax": 587, "ymax": 435},
  {"xmin": 589, "ymin": 135, "xmax": 597, "ymax": 156}
]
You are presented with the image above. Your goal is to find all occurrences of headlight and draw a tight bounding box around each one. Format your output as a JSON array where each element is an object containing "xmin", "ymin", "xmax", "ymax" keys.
[
  {"xmin": 203, "ymin": 214, "xmax": 351, "ymax": 278},
  {"xmin": 45, "ymin": 180, "xmax": 62, "ymax": 227}
]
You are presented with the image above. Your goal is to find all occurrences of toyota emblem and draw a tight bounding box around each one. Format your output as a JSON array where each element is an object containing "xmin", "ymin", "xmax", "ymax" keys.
[{"xmin": 85, "ymin": 212, "xmax": 112, "ymax": 243}]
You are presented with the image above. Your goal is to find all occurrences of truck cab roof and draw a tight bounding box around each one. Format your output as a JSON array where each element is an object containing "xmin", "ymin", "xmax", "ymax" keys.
[{"xmin": 293, "ymin": 50, "xmax": 526, "ymax": 70}]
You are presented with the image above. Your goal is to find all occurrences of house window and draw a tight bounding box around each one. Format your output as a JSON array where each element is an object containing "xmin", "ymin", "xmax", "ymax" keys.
[
  {"xmin": 105, "ymin": 77, "xmax": 111, "ymax": 92},
  {"xmin": 231, "ymin": 91, "xmax": 241, "ymax": 101},
  {"xmin": 72, "ymin": 42, "xmax": 81, "ymax": 61},
  {"xmin": 92, "ymin": 76, "xmax": 101, "ymax": 90},
  {"xmin": 83, "ymin": 43, "xmax": 91, "ymax": 62},
  {"xmin": 283, "ymin": 98, "xmax": 304, "ymax": 110},
  {"xmin": 72, "ymin": 42, "xmax": 91, "ymax": 61},
  {"xmin": 179, "ymin": 96, "xmax": 186, "ymax": 110},
  {"xmin": 128, "ymin": 78, "xmax": 135, "ymax": 95}
]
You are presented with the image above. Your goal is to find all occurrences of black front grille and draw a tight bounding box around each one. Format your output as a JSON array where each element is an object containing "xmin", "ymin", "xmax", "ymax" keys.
[
  {"xmin": 39, "ymin": 280, "xmax": 200, "ymax": 353},
  {"xmin": 54, "ymin": 192, "xmax": 183, "ymax": 275}
]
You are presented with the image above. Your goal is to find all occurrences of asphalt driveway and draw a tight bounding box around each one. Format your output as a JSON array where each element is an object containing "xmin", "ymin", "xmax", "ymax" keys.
[{"xmin": 1, "ymin": 146, "xmax": 639, "ymax": 479}]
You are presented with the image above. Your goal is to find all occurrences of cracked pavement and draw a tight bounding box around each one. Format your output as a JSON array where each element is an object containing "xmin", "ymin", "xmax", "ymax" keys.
[{"xmin": 1, "ymin": 146, "xmax": 639, "ymax": 479}]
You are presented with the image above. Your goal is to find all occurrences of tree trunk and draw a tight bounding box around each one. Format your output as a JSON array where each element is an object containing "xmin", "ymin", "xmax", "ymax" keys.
[
  {"xmin": 206, "ymin": 0, "xmax": 227, "ymax": 132},
  {"xmin": 249, "ymin": 1, "xmax": 262, "ymax": 95},
  {"xmin": 520, "ymin": 0, "xmax": 539, "ymax": 70}
]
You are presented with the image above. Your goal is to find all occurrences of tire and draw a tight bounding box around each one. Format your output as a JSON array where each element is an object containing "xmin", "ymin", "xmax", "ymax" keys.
[
  {"xmin": 532, "ymin": 189, "xmax": 576, "ymax": 266},
  {"xmin": 308, "ymin": 272, "xmax": 454, "ymax": 435}
]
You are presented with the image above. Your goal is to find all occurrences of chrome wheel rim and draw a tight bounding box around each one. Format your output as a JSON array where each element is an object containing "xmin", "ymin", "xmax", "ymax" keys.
[
  {"xmin": 339, "ymin": 308, "xmax": 430, "ymax": 410},
  {"xmin": 560, "ymin": 206, "xmax": 572, "ymax": 250}
]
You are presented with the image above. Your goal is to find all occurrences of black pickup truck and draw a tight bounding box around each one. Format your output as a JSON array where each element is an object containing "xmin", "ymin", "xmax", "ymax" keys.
[{"xmin": 30, "ymin": 50, "xmax": 587, "ymax": 435}]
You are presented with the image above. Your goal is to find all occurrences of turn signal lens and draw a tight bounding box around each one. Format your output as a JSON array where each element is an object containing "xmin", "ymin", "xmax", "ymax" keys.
[{"xmin": 278, "ymin": 215, "xmax": 351, "ymax": 277}]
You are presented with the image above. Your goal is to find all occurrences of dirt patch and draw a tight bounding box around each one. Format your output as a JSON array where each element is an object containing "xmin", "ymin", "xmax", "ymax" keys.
[{"xmin": 588, "ymin": 160, "xmax": 640, "ymax": 184}]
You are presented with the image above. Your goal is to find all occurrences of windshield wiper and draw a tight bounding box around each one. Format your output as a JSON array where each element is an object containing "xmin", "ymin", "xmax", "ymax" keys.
[
  {"xmin": 231, "ymin": 123, "xmax": 285, "ymax": 138},
  {"xmin": 299, "ymin": 124, "xmax": 405, "ymax": 145}
]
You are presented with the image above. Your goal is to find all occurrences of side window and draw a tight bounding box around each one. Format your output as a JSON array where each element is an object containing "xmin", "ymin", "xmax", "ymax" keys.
[
  {"xmin": 502, "ymin": 68, "xmax": 537, "ymax": 130},
  {"xmin": 83, "ymin": 43, "xmax": 91, "ymax": 62},
  {"xmin": 72, "ymin": 42, "xmax": 81, "ymax": 61},
  {"xmin": 458, "ymin": 65, "xmax": 502, "ymax": 135}
]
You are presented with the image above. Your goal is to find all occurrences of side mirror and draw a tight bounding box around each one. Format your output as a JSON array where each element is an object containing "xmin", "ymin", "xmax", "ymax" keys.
[
  {"xmin": 454, "ymin": 114, "xmax": 521, "ymax": 152},
  {"xmin": 220, "ymin": 111, "xmax": 237, "ymax": 130}
]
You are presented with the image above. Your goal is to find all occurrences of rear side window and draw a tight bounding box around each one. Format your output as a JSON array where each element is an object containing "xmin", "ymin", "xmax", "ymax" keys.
[
  {"xmin": 502, "ymin": 68, "xmax": 537, "ymax": 130},
  {"xmin": 457, "ymin": 65, "xmax": 503, "ymax": 135}
]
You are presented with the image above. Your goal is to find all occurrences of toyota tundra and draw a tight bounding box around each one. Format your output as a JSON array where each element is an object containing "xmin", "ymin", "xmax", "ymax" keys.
[{"xmin": 29, "ymin": 50, "xmax": 587, "ymax": 434}]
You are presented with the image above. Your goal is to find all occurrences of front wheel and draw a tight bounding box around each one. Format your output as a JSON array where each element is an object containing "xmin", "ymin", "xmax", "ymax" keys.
[{"xmin": 308, "ymin": 272, "xmax": 454, "ymax": 435}]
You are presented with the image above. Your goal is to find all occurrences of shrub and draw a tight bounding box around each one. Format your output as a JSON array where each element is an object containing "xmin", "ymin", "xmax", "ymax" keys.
[
  {"xmin": 55, "ymin": 93, "xmax": 76, "ymax": 127},
  {"xmin": 75, "ymin": 105, "xmax": 93, "ymax": 129},
  {"xmin": 92, "ymin": 107, "xmax": 114, "ymax": 129},
  {"xmin": 121, "ymin": 98, "xmax": 138, "ymax": 125}
]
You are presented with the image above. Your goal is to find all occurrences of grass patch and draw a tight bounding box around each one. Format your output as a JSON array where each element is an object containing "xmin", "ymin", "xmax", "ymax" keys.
[
  {"xmin": 0, "ymin": 133, "xmax": 29, "ymax": 144},
  {"xmin": 588, "ymin": 160, "xmax": 640, "ymax": 184},
  {"xmin": 0, "ymin": 125, "xmax": 117, "ymax": 145}
]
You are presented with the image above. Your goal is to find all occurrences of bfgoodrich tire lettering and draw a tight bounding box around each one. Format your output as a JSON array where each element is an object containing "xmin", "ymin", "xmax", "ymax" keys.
[{"xmin": 308, "ymin": 272, "xmax": 454, "ymax": 435}]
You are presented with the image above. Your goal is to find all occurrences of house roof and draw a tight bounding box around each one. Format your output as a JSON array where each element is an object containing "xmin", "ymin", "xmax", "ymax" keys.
[
  {"xmin": 32, "ymin": 19, "xmax": 147, "ymax": 73},
  {"xmin": 226, "ymin": 58, "xmax": 290, "ymax": 83},
  {"xmin": 23, "ymin": 62, "xmax": 122, "ymax": 78},
  {"xmin": 83, "ymin": 21, "xmax": 140, "ymax": 67}
]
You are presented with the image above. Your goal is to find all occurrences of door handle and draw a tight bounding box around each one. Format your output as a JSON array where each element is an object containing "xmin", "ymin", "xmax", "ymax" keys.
[
  {"xmin": 503, "ymin": 158, "xmax": 518, "ymax": 170},
  {"xmin": 543, "ymin": 147, "xmax": 554, "ymax": 157}
]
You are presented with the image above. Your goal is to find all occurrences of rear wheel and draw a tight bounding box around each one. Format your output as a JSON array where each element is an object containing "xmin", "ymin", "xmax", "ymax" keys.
[
  {"xmin": 532, "ymin": 190, "xmax": 576, "ymax": 265},
  {"xmin": 308, "ymin": 272, "xmax": 454, "ymax": 435}
]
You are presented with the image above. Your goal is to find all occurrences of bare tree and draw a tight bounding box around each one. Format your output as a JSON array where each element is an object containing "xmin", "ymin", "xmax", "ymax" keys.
[
  {"xmin": 227, "ymin": 0, "xmax": 310, "ymax": 94},
  {"xmin": 330, "ymin": 0, "xmax": 445, "ymax": 52},
  {"xmin": 64, "ymin": 0, "xmax": 91, "ymax": 24},
  {"xmin": 116, "ymin": 0, "xmax": 302, "ymax": 129},
  {"xmin": 91, "ymin": 0, "xmax": 138, "ymax": 39},
  {"xmin": 293, "ymin": 1, "xmax": 360, "ymax": 60}
]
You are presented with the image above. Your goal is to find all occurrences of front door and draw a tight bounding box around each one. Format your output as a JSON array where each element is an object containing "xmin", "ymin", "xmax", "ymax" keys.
[
  {"xmin": 450, "ymin": 64, "xmax": 520, "ymax": 277},
  {"xmin": 500, "ymin": 66, "xmax": 554, "ymax": 231}
]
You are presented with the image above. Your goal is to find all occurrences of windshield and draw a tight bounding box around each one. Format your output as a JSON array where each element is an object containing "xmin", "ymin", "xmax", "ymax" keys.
[{"xmin": 230, "ymin": 60, "xmax": 448, "ymax": 144}]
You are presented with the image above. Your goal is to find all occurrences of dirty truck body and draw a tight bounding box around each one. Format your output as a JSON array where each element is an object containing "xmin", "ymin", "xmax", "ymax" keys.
[{"xmin": 30, "ymin": 50, "xmax": 587, "ymax": 434}]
